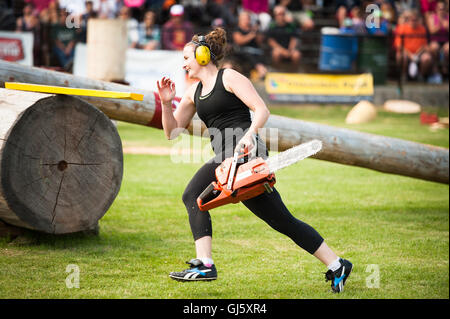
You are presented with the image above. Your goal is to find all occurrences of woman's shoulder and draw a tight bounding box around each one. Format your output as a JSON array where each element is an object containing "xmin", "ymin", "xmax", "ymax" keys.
[
  {"xmin": 221, "ymin": 68, "xmax": 251, "ymax": 92},
  {"xmin": 222, "ymin": 68, "xmax": 245, "ymax": 79},
  {"xmin": 222, "ymin": 68, "xmax": 249, "ymax": 83}
]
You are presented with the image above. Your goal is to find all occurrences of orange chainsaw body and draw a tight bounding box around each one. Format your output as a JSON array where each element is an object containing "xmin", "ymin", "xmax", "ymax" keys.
[{"xmin": 197, "ymin": 156, "xmax": 276, "ymax": 211}]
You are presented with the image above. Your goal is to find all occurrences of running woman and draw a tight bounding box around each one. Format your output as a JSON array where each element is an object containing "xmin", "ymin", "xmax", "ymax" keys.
[{"xmin": 156, "ymin": 28, "xmax": 353, "ymax": 293}]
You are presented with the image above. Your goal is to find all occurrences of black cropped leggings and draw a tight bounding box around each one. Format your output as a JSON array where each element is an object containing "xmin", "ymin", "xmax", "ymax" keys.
[{"xmin": 182, "ymin": 153, "xmax": 324, "ymax": 255}]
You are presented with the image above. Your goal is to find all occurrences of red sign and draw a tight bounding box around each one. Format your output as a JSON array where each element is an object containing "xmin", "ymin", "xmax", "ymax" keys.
[{"xmin": 0, "ymin": 38, "xmax": 25, "ymax": 62}]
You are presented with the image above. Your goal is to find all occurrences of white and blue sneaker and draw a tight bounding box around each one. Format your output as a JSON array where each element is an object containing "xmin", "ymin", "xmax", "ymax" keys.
[
  {"xmin": 325, "ymin": 258, "xmax": 353, "ymax": 293},
  {"xmin": 169, "ymin": 259, "xmax": 217, "ymax": 281}
]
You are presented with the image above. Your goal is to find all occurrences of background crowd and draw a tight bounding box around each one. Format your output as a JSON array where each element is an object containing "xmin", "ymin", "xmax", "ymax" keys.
[{"xmin": 0, "ymin": 0, "xmax": 448, "ymax": 83}]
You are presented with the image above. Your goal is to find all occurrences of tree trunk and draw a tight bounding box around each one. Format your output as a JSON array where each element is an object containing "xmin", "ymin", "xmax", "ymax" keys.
[
  {"xmin": 0, "ymin": 60, "xmax": 448, "ymax": 184},
  {"xmin": 0, "ymin": 89, "xmax": 123, "ymax": 234}
]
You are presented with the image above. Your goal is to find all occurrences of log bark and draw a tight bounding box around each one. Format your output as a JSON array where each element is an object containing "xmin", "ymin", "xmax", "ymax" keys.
[
  {"xmin": 0, "ymin": 89, "xmax": 123, "ymax": 234},
  {"xmin": 0, "ymin": 60, "xmax": 448, "ymax": 184}
]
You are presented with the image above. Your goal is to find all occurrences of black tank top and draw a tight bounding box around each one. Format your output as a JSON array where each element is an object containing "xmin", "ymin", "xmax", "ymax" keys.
[{"xmin": 194, "ymin": 68, "xmax": 253, "ymax": 155}]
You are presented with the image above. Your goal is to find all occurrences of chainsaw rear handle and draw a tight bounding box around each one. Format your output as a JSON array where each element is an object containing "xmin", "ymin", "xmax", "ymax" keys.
[
  {"xmin": 235, "ymin": 133, "xmax": 257, "ymax": 158},
  {"xmin": 197, "ymin": 182, "xmax": 218, "ymax": 205}
]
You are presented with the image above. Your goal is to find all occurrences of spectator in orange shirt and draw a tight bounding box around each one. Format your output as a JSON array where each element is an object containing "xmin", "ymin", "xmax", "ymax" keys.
[{"xmin": 394, "ymin": 10, "xmax": 433, "ymax": 80}]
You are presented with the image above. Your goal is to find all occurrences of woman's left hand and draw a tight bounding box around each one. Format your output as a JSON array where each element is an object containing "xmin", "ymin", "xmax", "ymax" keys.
[{"xmin": 235, "ymin": 133, "xmax": 256, "ymax": 154}]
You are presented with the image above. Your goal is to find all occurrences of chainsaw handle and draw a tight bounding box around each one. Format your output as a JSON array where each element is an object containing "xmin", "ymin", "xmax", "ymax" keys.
[
  {"xmin": 236, "ymin": 133, "xmax": 257, "ymax": 159},
  {"xmin": 198, "ymin": 183, "xmax": 216, "ymax": 202}
]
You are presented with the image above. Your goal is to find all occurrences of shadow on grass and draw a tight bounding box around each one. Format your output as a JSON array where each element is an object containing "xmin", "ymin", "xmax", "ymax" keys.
[{"xmin": 4, "ymin": 224, "xmax": 165, "ymax": 253}]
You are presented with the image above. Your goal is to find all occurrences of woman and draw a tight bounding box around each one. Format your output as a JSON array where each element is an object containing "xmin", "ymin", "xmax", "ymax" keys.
[
  {"xmin": 156, "ymin": 28, "xmax": 353, "ymax": 293},
  {"xmin": 138, "ymin": 10, "xmax": 161, "ymax": 51},
  {"xmin": 16, "ymin": 3, "xmax": 42, "ymax": 66}
]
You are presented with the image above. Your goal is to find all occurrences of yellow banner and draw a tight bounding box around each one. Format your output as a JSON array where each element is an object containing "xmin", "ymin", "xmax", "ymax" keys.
[{"xmin": 265, "ymin": 73, "xmax": 374, "ymax": 96}]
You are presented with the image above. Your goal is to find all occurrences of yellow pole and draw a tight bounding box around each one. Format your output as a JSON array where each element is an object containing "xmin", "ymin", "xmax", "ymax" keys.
[{"xmin": 5, "ymin": 82, "xmax": 143, "ymax": 101}]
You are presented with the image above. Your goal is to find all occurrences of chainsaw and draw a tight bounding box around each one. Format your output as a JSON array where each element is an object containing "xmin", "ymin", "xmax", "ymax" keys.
[{"xmin": 197, "ymin": 139, "xmax": 322, "ymax": 211}]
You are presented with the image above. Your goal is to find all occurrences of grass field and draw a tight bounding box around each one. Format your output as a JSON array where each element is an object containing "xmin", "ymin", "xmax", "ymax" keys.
[{"xmin": 0, "ymin": 105, "xmax": 448, "ymax": 299}]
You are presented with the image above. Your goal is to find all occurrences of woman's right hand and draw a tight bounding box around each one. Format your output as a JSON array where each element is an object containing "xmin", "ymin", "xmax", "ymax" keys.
[{"xmin": 156, "ymin": 77, "xmax": 176, "ymax": 105}]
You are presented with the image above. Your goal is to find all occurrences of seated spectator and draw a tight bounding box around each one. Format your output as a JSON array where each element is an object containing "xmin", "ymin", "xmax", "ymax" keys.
[
  {"xmin": 161, "ymin": 4, "xmax": 194, "ymax": 50},
  {"xmin": 241, "ymin": 0, "xmax": 272, "ymax": 31},
  {"xmin": 205, "ymin": 0, "xmax": 237, "ymax": 28},
  {"xmin": 232, "ymin": 10, "xmax": 267, "ymax": 80},
  {"xmin": 118, "ymin": 6, "xmax": 139, "ymax": 48},
  {"xmin": 24, "ymin": 0, "xmax": 53, "ymax": 13},
  {"xmin": 182, "ymin": 0, "xmax": 212, "ymax": 28},
  {"xmin": 394, "ymin": 10, "xmax": 433, "ymax": 81},
  {"xmin": 366, "ymin": 3, "xmax": 393, "ymax": 35},
  {"xmin": 278, "ymin": 0, "xmax": 315, "ymax": 31},
  {"xmin": 16, "ymin": 2, "xmax": 42, "ymax": 65},
  {"xmin": 138, "ymin": 10, "xmax": 161, "ymax": 50},
  {"xmin": 426, "ymin": 0, "xmax": 449, "ymax": 82},
  {"xmin": 266, "ymin": 5, "xmax": 301, "ymax": 68},
  {"xmin": 335, "ymin": 0, "xmax": 361, "ymax": 27},
  {"xmin": 349, "ymin": 5, "xmax": 366, "ymax": 34},
  {"xmin": 96, "ymin": 0, "xmax": 120, "ymax": 19},
  {"xmin": 50, "ymin": 9, "xmax": 77, "ymax": 69},
  {"xmin": 420, "ymin": 0, "xmax": 438, "ymax": 19},
  {"xmin": 396, "ymin": 0, "xmax": 420, "ymax": 19}
]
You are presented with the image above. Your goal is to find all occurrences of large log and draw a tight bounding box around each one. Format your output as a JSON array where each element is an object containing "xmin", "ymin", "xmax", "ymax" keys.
[
  {"xmin": 0, "ymin": 89, "xmax": 123, "ymax": 234},
  {"xmin": 0, "ymin": 60, "xmax": 448, "ymax": 184}
]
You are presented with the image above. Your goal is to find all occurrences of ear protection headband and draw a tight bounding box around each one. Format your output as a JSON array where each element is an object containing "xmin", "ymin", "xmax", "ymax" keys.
[{"xmin": 192, "ymin": 35, "xmax": 216, "ymax": 66}]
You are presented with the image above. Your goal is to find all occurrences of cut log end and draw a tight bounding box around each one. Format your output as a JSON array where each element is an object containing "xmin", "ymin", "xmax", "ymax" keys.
[{"xmin": 0, "ymin": 94, "xmax": 123, "ymax": 234}]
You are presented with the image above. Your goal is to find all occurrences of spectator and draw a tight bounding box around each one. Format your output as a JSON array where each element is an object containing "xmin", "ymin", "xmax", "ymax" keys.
[
  {"xmin": 396, "ymin": 0, "xmax": 419, "ymax": 21},
  {"xmin": 205, "ymin": 0, "xmax": 237, "ymax": 28},
  {"xmin": 241, "ymin": 0, "xmax": 272, "ymax": 31},
  {"xmin": 25, "ymin": 0, "xmax": 53, "ymax": 14},
  {"xmin": 266, "ymin": 5, "xmax": 301, "ymax": 69},
  {"xmin": 366, "ymin": 6, "xmax": 392, "ymax": 35},
  {"xmin": 394, "ymin": 9, "xmax": 433, "ymax": 81},
  {"xmin": 59, "ymin": 0, "xmax": 87, "ymax": 16},
  {"xmin": 335, "ymin": 0, "xmax": 361, "ymax": 27},
  {"xmin": 50, "ymin": 9, "xmax": 77, "ymax": 69},
  {"xmin": 426, "ymin": 0, "xmax": 449, "ymax": 82},
  {"xmin": 96, "ymin": 0, "xmax": 120, "ymax": 19},
  {"xmin": 77, "ymin": 0, "xmax": 98, "ymax": 43},
  {"xmin": 37, "ymin": 0, "xmax": 60, "ymax": 67},
  {"xmin": 48, "ymin": 0, "xmax": 60, "ymax": 21},
  {"xmin": 161, "ymin": 4, "xmax": 194, "ymax": 50},
  {"xmin": 118, "ymin": 5, "xmax": 139, "ymax": 48},
  {"xmin": 346, "ymin": 5, "xmax": 366, "ymax": 33},
  {"xmin": 232, "ymin": 10, "xmax": 267, "ymax": 79},
  {"xmin": 420, "ymin": 0, "xmax": 438, "ymax": 19},
  {"xmin": 16, "ymin": 2, "xmax": 42, "ymax": 65},
  {"xmin": 181, "ymin": 0, "xmax": 212, "ymax": 28},
  {"xmin": 278, "ymin": 0, "xmax": 315, "ymax": 31},
  {"xmin": 138, "ymin": 9, "xmax": 161, "ymax": 50}
]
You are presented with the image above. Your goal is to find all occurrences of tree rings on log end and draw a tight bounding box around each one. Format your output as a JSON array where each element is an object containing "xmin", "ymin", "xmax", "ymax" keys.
[{"xmin": 1, "ymin": 95, "xmax": 123, "ymax": 234}]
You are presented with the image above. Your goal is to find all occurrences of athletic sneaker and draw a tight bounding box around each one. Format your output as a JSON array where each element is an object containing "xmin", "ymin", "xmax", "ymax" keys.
[
  {"xmin": 325, "ymin": 258, "xmax": 353, "ymax": 293},
  {"xmin": 169, "ymin": 259, "xmax": 217, "ymax": 281}
]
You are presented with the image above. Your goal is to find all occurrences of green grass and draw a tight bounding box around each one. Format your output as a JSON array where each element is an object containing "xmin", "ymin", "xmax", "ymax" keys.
[{"xmin": 0, "ymin": 105, "xmax": 448, "ymax": 299}]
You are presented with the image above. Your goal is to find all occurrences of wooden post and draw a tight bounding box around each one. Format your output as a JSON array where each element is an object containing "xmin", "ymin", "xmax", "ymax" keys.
[
  {"xmin": 86, "ymin": 19, "xmax": 128, "ymax": 82},
  {"xmin": 0, "ymin": 60, "xmax": 448, "ymax": 184},
  {"xmin": 0, "ymin": 89, "xmax": 123, "ymax": 234}
]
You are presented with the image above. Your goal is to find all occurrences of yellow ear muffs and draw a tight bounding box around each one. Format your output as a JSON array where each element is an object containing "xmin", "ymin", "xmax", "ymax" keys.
[
  {"xmin": 193, "ymin": 36, "xmax": 215, "ymax": 66},
  {"xmin": 195, "ymin": 45, "xmax": 211, "ymax": 66}
]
